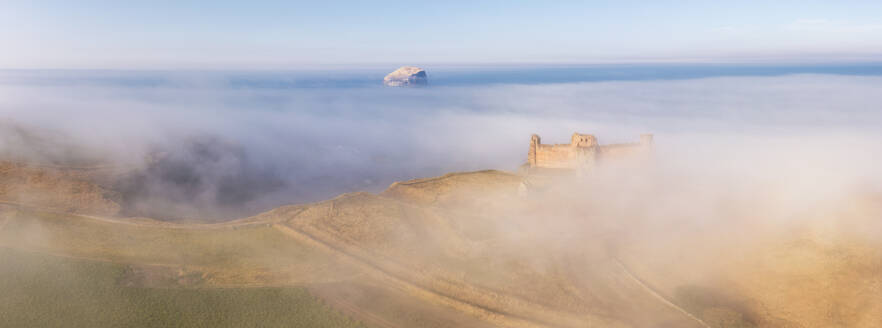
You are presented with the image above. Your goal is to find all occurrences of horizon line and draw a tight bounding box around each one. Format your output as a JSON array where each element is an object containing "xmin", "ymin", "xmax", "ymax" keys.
[{"xmin": 4, "ymin": 59, "xmax": 882, "ymax": 72}]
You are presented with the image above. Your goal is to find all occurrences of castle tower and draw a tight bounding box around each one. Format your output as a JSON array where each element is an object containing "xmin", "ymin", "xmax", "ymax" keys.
[
  {"xmin": 528, "ymin": 134, "xmax": 541, "ymax": 167},
  {"xmin": 570, "ymin": 133, "xmax": 598, "ymax": 147},
  {"xmin": 570, "ymin": 133, "xmax": 598, "ymax": 174}
]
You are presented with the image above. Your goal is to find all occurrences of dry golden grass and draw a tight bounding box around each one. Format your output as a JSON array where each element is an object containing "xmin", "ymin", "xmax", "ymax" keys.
[
  {"xmin": 2, "ymin": 168, "xmax": 880, "ymax": 328},
  {"xmin": 0, "ymin": 161, "xmax": 121, "ymax": 215}
]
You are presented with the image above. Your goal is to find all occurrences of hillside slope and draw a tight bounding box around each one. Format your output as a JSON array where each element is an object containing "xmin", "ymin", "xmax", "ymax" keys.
[{"xmin": 1, "ymin": 167, "xmax": 880, "ymax": 327}]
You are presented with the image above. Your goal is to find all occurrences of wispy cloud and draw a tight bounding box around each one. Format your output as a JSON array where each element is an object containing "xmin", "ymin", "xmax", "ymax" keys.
[{"xmin": 785, "ymin": 18, "xmax": 882, "ymax": 33}]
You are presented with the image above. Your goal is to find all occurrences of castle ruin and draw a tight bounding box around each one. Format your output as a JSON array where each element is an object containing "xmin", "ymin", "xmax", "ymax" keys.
[{"xmin": 524, "ymin": 132, "xmax": 653, "ymax": 173}]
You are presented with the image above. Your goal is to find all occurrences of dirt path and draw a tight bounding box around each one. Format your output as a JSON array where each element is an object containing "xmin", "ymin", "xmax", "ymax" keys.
[
  {"xmin": 76, "ymin": 209, "xmax": 300, "ymax": 230},
  {"xmin": 612, "ymin": 257, "xmax": 711, "ymax": 328},
  {"xmin": 77, "ymin": 213, "xmax": 276, "ymax": 230},
  {"xmin": 314, "ymin": 290, "xmax": 401, "ymax": 328},
  {"xmin": 273, "ymin": 223, "xmax": 557, "ymax": 328},
  {"xmin": 0, "ymin": 245, "xmax": 325, "ymax": 291},
  {"xmin": 310, "ymin": 281, "xmax": 504, "ymax": 328},
  {"xmin": 0, "ymin": 199, "xmax": 297, "ymax": 231}
]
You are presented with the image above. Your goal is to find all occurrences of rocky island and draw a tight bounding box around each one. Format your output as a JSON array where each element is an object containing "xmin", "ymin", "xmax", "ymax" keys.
[{"xmin": 383, "ymin": 66, "xmax": 428, "ymax": 87}]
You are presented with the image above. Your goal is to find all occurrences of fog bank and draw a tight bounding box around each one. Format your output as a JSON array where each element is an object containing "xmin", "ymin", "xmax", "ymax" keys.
[{"xmin": 1, "ymin": 72, "xmax": 880, "ymax": 220}]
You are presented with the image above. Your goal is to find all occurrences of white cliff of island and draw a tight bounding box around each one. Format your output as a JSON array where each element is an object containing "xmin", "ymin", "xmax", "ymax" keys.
[{"xmin": 383, "ymin": 66, "xmax": 427, "ymax": 87}]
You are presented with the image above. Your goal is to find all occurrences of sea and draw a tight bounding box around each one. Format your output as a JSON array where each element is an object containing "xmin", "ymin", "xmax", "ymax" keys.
[{"xmin": 3, "ymin": 63, "xmax": 882, "ymax": 88}]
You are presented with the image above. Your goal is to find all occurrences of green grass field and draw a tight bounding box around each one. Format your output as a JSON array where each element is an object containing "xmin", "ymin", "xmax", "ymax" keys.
[
  {"xmin": 0, "ymin": 210, "xmax": 315, "ymax": 269},
  {"xmin": 0, "ymin": 247, "xmax": 365, "ymax": 328},
  {"xmin": 0, "ymin": 208, "xmax": 359, "ymax": 287}
]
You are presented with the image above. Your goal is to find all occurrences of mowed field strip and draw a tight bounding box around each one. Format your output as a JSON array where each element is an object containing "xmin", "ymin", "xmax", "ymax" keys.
[
  {"xmin": 613, "ymin": 258, "xmax": 711, "ymax": 328},
  {"xmin": 272, "ymin": 223, "xmax": 554, "ymax": 328}
]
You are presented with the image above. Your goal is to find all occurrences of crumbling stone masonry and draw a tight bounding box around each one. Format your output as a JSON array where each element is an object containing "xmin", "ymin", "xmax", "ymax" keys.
[{"xmin": 525, "ymin": 132, "xmax": 652, "ymax": 173}]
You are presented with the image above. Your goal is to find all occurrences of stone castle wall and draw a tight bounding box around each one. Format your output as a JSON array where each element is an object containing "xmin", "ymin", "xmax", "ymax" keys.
[
  {"xmin": 526, "ymin": 133, "xmax": 651, "ymax": 171},
  {"xmin": 531, "ymin": 144, "xmax": 582, "ymax": 168}
]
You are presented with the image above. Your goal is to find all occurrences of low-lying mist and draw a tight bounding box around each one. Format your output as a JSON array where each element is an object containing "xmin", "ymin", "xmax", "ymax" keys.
[
  {"xmin": 2, "ymin": 70, "xmax": 881, "ymax": 327},
  {"xmin": 1, "ymin": 71, "xmax": 881, "ymax": 221}
]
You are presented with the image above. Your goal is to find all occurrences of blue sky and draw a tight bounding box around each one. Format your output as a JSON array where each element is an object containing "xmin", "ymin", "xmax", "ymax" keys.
[{"xmin": 2, "ymin": 1, "xmax": 882, "ymax": 68}]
